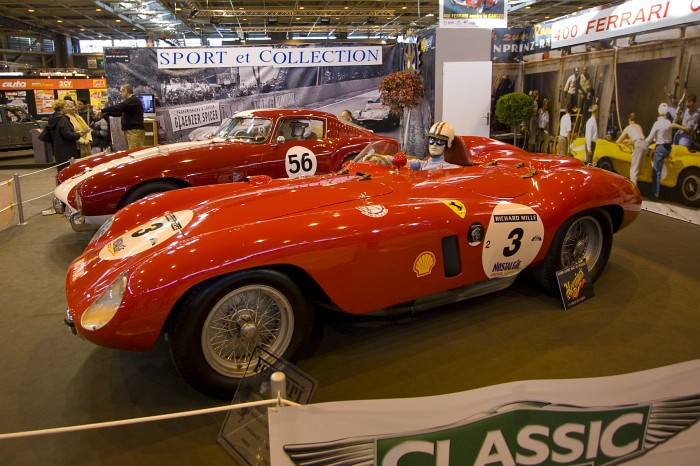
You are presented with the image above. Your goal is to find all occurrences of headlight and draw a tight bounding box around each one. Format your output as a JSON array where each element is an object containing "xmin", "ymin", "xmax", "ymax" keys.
[
  {"xmin": 90, "ymin": 217, "xmax": 114, "ymax": 245},
  {"xmin": 81, "ymin": 271, "xmax": 127, "ymax": 331}
]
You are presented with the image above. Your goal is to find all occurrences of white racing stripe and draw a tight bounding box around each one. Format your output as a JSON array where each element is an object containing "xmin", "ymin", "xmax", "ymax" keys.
[{"xmin": 53, "ymin": 139, "xmax": 224, "ymax": 206}]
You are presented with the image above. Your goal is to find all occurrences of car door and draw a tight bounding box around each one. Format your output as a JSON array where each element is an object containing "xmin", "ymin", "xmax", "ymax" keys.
[{"xmin": 250, "ymin": 117, "xmax": 334, "ymax": 178}]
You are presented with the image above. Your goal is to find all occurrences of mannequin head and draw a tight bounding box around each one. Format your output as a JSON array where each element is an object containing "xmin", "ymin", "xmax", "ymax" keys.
[{"xmin": 427, "ymin": 121, "xmax": 455, "ymax": 158}]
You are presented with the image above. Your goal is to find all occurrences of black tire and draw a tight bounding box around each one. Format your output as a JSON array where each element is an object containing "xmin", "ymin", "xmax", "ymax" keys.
[
  {"xmin": 531, "ymin": 209, "xmax": 613, "ymax": 293},
  {"xmin": 119, "ymin": 180, "xmax": 181, "ymax": 209},
  {"xmin": 677, "ymin": 168, "xmax": 700, "ymax": 207},
  {"xmin": 168, "ymin": 270, "xmax": 313, "ymax": 398},
  {"xmin": 596, "ymin": 157, "xmax": 615, "ymax": 172}
]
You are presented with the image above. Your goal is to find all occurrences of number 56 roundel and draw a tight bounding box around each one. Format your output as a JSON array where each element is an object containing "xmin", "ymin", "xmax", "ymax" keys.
[{"xmin": 482, "ymin": 203, "xmax": 544, "ymax": 279}]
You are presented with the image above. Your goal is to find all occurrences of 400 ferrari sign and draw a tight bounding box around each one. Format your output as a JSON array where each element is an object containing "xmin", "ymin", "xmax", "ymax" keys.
[{"xmin": 269, "ymin": 360, "xmax": 700, "ymax": 465}]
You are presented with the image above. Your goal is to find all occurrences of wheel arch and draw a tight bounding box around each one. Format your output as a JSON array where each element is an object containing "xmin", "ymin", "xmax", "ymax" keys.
[
  {"xmin": 117, "ymin": 177, "xmax": 191, "ymax": 209},
  {"xmin": 162, "ymin": 264, "xmax": 328, "ymax": 336}
]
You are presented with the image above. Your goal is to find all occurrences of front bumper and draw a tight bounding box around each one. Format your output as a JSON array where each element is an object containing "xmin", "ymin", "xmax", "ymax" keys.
[
  {"xmin": 53, "ymin": 197, "xmax": 103, "ymax": 232},
  {"xmin": 64, "ymin": 308, "xmax": 77, "ymax": 335}
]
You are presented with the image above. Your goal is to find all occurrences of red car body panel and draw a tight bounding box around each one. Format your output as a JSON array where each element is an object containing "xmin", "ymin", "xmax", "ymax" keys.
[
  {"xmin": 55, "ymin": 108, "xmax": 394, "ymax": 219},
  {"xmin": 65, "ymin": 136, "xmax": 641, "ymax": 352}
]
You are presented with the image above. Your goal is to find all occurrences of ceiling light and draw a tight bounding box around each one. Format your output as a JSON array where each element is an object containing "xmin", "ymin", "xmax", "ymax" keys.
[
  {"xmin": 28, "ymin": 9, "xmax": 34, "ymax": 12},
  {"xmin": 96, "ymin": 8, "xmax": 101, "ymax": 11},
  {"xmin": 57, "ymin": 20, "xmax": 63, "ymax": 23},
  {"xmin": 267, "ymin": 17, "xmax": 278, "ymax": 24},
  {"xmin": 320, "ymin": 17, "xmax": 330, "ymax": 24}
]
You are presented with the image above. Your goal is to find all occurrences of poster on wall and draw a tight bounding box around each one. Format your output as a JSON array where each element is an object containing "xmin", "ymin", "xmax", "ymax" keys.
[
  {"xmin": 34, "ymin": 90, "xmax": 55, "ymax": 114},
  {"xmin": 2, "ymin": 90, "xmax": 28, "ymax": 109},
  {"xmin": 89, "ymin": 89, "xmax": 109, "ymax": 110},
  {"xmin": 440, "ymin": 0, "xmax": 507, "ymax": 29},
  {"xmin": 104, "ymin": 45, "xmax": 403, "ymax": 145}
]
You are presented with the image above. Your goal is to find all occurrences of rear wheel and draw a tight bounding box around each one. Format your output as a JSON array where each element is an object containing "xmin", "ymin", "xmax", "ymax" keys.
[
  {"xmin": 532, "ymin": 209, "xmax": 613, "ymax": 293},
  {"xmin": 677, "ymin": 168, "xmax": 700, "ymax": 207},
  {"xmin": 596, "ymin": 157, "xmax": 614, "ymax": 172},
  {"xmin": 168, "ymin": 270, "xmax": 312, "ymax": 398},
  {"xmin": 118, "ymin": 179, "xmax": 181, "ymax": 209}
]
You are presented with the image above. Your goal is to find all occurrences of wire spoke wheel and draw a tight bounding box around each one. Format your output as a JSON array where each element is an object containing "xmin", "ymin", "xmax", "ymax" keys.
[
  {"xmin": 202, "ymin": 285, "xmax": 294, "ymax": 378},
  {"xmin": 560, "ymin": 215, "xmax": 603, "ymax": 269}
]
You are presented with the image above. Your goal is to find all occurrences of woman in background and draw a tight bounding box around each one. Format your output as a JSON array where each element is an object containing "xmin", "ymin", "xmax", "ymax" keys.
[
  {"xmin": 46, "ymin": 100, "xmax": 85, "ymax": 171},
  {"xmin": 64, "ymin": 100, "xmax": 92, "ymax": 157}
]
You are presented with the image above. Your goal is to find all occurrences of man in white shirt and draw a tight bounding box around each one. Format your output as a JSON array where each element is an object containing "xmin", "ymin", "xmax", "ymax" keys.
[
  {"xmin": 616, "ymin": 112, "xmax": 647, "ymax": 185},
  {"xmin": 645, "ymin": 103, "xmax": 673, "ymax": 200},
  {"xmin": 584, "ymin": 104, "xmax": 599, "ymax": 164},
  {"xmin": 557, "ymin": 104, "xmax": 573, "ymax": 156}
]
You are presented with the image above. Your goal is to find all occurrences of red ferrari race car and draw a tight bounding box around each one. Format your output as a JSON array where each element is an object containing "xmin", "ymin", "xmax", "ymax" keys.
[
  {"xmin": 53, "ymin": 108, "xmax": 392, "ymax": 231},
  {"xmin": 64, "ymin": 137, "xmax": 641, "ymax": 397},
  {"xmin": 452, "ymin": 0, "xmax": 498, "ymax": 14}
]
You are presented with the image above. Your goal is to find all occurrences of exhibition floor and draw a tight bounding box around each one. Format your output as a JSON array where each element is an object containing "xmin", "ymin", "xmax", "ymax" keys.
[{"xmin": 0, "ymin": 173, "xmax": 699, "ymax": 465}]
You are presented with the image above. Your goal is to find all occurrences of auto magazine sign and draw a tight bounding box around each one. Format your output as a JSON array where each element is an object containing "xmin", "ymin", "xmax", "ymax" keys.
[{"xmin": 269, "ymin": 360, "xmax": 700, "ymax": 465}]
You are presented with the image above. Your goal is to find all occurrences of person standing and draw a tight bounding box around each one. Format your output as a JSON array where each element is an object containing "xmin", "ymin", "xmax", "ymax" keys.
[
  {"xmin": 528, "ymin": 89, "xmax": 539, "ymax": 152},
  {"xmin": 584, "ymin": 104, "xmax": 599, "ymax": 164},
  {"xmin": 102, "ymin": 84, "xmax": 145, "ymax": 149},
  {"xmin": 64, "ymin": 100, "xmax": 92, "ymax": 158},
  {"xmin": 556, "ymin": 104, "xmax": 573, "ymax": 156},
  {"xmin": 671, "ymin": 94, "xmax": 698, "ymax": 149},
  {"xmin": 90, "ymin": 109, "xmax": 110, "ymax": 153},
  {"xmin": 46, "ymin": 100, "xmax": 86, "ymax": 171},
  {"xmin": 537, "ymin": 98, "xmax": 550, "ymax": 153},
  {"xmin": 563, "ymin": 68, "xmax": 579, "ymax": 109},
  {"xmin": 645, "ymin": 103, "xmax": 673, "ymax": 200},
  {"xmin": 616, "ymin": 112, "xmax": 647, "ymax": 185},
  {"xmin": 77, "ymin": 97, "xmax": 92, "ymax": 126}
]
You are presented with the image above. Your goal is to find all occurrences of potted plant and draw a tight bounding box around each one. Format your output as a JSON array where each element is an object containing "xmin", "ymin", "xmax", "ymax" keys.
[
  {"xmin": 495, "ymin": 92, "xmax": 534, "ymax": 147},
  {"xmin": 378, "ymin": 71, "xmax": 425, "ymax": 149}
]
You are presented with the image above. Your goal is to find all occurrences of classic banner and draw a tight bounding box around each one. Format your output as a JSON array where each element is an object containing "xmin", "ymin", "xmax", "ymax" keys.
[{"xmin": 269, "ymin": 360, "xmax": 700, "ymax": 465}]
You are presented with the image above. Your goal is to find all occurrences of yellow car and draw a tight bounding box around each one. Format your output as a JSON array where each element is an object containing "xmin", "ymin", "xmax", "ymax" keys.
[{"xmin": 570, "ymin": 137, "xmax": 700, "ymax": 206}]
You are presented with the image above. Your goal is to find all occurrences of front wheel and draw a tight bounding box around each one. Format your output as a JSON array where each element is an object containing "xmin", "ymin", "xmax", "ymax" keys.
[
  {"xmin": 118, "ymin": 179, "xmax": 181, "ymax": 209},
  {"xmin": 677, "ymin": 168, "xmax": 700, "ymax": 206},
  {"xmin": 168, "ymin": 270, "xmax": 312, "ymax": 398},
  {"xmin": 531, "ymin": 209, "xmax": 613, "ymax": 293}
]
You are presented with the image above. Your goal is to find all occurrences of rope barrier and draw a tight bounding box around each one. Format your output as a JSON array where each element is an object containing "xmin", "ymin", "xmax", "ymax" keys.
[
  {"xmin": 0, "ymin": 397, "xmax": 300, "ymax": 441},
  {"xmin": 0, "ymin": 203, "xmax": 16, "ymax": 215},
  {"xmin": 17, "ymin": 162, "xmax": 66, "ymax": 179}
]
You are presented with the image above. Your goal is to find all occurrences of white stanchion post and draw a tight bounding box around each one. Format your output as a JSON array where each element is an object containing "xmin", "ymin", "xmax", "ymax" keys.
[
  {"xmin": 270, "ymin": 372, "xmax": 287, "ymax": 406},
  {"xmin": 12, "ymin": 174, "xmax": 26, "ymax": 225}
]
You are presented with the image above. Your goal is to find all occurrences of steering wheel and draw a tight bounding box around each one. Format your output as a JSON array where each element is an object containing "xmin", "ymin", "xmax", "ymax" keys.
[
  {"xmin": 366, "ymin": 154, "xmax": 392, "ymax": 166},
  {"xmin": 233, "ymin": 130, "xmax": 253, "ymax": 140}
]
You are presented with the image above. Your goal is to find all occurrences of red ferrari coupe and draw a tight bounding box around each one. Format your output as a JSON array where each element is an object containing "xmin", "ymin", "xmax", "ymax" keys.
[
  {"xmin": 53, "ymin": 108, "xmax": 393, "ymax": 231},
  {"xmin": 64, "ymin": 138, "xmax": 641, "ymax": 397}
]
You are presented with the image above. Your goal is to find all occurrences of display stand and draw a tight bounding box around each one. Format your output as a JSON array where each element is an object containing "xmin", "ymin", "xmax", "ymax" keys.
[
  {"xmin": 219, "ymin": 347, "xmax": 316, "ymax": 465},
  {"xmin": 144, "ymin": 118, "xmax": 158, "ymax": 146}
]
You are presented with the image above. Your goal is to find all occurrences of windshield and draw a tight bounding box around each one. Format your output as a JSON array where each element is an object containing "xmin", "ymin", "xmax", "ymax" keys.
[
  {"xmin": 213, "ymin": 116, "xmax": 272, "ymax": 143},
  {"xmin": 353, "ymin": 140, "xmax": 401, "ymax": 162}
]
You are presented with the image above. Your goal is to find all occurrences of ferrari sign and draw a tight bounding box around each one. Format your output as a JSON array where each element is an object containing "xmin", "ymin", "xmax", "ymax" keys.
[{"xmin": 550, "ymin": 0, "xmax": 700, "ymax": 48}]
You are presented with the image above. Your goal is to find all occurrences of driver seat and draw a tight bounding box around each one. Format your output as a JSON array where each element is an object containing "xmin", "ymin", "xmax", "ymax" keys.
[{"xmin": 444, "ymin": 136, "xmax": 473, "ymax": 166}]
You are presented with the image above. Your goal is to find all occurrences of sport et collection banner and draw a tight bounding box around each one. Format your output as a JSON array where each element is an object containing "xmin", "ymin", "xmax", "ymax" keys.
[{"xmin": 269, "ymin": 360, "xmax": 700, "ymax": 465}]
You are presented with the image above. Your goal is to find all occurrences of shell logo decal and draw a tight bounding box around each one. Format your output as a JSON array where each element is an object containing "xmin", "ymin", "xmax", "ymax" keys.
[
  {"xmin": 99, "ymin": 210, "xmax": 194, "ymax": 261},
  {"xmin": 413, "ymin": 251, "xmax": 436, "ymax": 277}
]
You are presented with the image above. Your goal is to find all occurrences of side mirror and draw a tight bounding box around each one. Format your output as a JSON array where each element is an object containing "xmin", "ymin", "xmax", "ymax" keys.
[{"xmin": 276, "ymin": 135, "xmax": 286, "ymax": 145}]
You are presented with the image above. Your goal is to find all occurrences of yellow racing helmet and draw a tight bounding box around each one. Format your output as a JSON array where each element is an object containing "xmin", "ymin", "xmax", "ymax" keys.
[{"xmin": 428, "ymin": 121, "xmax": 455, "ymax": 148}]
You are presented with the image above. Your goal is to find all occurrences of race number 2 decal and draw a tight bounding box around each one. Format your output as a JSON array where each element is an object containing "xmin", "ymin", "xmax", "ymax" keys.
[
  {"xmin": 482, "ymin": 203, "xmax": 544, "ymax": 278},
  {"xmin": 285, "ymin": 146, "xmax": 318, "ymax": 178}
]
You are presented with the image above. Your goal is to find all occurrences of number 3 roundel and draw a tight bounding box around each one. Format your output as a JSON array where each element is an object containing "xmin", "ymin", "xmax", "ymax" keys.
[
  {"xmin": 285, "ymin": 146, "xmax": 318, "ymax": 178},
  {"xmin": 482, "ymin": 203, "xmax": 544, "ymax": 279}
]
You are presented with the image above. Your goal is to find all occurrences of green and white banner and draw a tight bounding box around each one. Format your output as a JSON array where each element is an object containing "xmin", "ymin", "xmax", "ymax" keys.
[{"xmin": 269, "ymin": 360, "xmax": 700, "ymax": 465}]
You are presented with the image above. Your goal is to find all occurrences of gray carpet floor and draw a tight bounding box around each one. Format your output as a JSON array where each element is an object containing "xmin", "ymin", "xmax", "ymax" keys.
[{"xmin": 0, "ymin": 184, "xmax": 698, "ymax": 465}]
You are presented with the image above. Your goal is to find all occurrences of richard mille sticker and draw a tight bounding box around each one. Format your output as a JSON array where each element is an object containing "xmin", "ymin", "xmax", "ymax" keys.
[
  {"xmin": 356, "ymin": 205, "xmax": 388, "ymax": 218},
  {"xmin": 99, "ymin": 210, "xmax": 194, "ymax": 261},
  {"xmin": 482, "ymin": 203, "xmax": 544, "ymax": 278}
]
